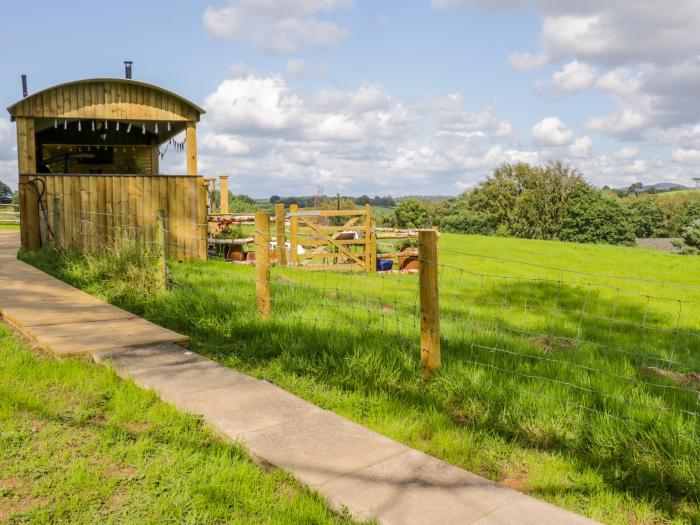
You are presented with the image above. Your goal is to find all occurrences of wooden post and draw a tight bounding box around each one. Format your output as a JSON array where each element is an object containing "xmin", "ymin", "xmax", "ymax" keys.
[
  {"xmin": 419, "ymin": 229, "xmax": 440, "ymax": 378},
  {"xmin": 289, "ymin": 203, "xmax": 298, "ymax": 266},
  {"xmin": 255, "ymin": 212, "xmax": 271, "ymax": 319},
  {"xmin": 52, "ymin": 197, "xmax": 62, "ymax": 249},
  {"xmin": 203, "ymin": 180, "xmax": 211, "ymax": 214},
  {"xmin": 364, "ymin": 204, "xmax": 374, "ymax": 272},
  {"xmin": 155, "ymin": 209, "xmax": 168, "ymax": 292},
  {"xmin": 186, "ymin": 121, "xmax": 197, "ymax": 175},
  {"xmin": 219, "ymin": 175, "xmax": 229, "ymax": 214},
  {"xmin": 275, "ymin": 203, "xmax": 286, "ymax": 266}
]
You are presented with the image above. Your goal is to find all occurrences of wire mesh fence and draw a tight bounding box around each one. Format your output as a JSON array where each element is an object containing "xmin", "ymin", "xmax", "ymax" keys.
[{"xmin": 31, "ymin": 204, "xmax": 700, "ymax": 451}]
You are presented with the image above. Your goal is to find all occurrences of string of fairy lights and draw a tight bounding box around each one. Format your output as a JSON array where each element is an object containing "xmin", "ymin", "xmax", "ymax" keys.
[{"xmin": 48, "ymin": 118, "xmax": 186, "ymax": 158}]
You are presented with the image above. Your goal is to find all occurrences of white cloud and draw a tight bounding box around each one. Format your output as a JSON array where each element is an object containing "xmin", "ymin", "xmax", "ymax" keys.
[
  {"xmin": 202, "ymin": 0, "xmax": 352, "ymax": 53},
  {"xmin": 438, "ymin": 1, "xmax": 700, "ymax": 68},
  {"xmin": 199, "ymin": 133, "xmax": 250, "ymax": 155},
  {"xmin": 612, "ymin": 147, "xmax": 638, "ymax": 160},
  {"xmin": 203, "ymin": 75, "xmax": 306, "ymax": 134},
  {"xmin": 568, "ymin": 135, "xmax": 593, "ymax": 158},
  {"xmin": 551, "ymin": 60, "xmax": 597, "ymax": 93},
  {"xmin": 672, "ymin": 148, "xmax": 700, "ymax": 164},
  {"xmin": 188, "ymin": 68, "xmax": 553, "ymax": 195},
  {"xmin": 434, "ymin": 0, "xmax": 700, "ymax": 143},
  {"xmin": 532, "ymin": 117, "xmax": 574, "ymax": 146}
]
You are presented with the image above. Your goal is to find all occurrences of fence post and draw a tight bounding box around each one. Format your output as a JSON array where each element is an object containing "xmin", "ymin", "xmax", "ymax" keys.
[
  {"xmin": 364, "ymin": 204, "xmax": 374, "ymax": 272},
  {"xmin": 419, "ymin": 229, "xmax": 440, "ymax": 378},
  {"xmin": 275, "ymin": 203, "xmax": 286, "ymax": 266},
  {"xmin": 289, "ymin": 204, "xmax": 298, "ymax": 266},
  {"xmin": 255, "ymin": 212, "xmax": 271, "ymax": 319},
  {"xmin": 155, "ymin": 209, "xmax": 168, "ymax": 292},
  {"xmin": 52, "ymin": 197, "xmax": 62, "ymax": 249},
  {"xmin": 219, "ymin": 175, "xmax": 229, "ymax": 214}
]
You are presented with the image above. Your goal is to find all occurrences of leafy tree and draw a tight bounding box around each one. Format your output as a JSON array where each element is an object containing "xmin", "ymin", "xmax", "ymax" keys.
[
  {"xmin": 558, "ymin": 183, "xmax": 636, "ymax": 246},
  {"xmin": 269, "ymin": 195, "xmax": 280, "ymax": 204},
  {"xmin": 11, "ymin": 191, "xmax": 19, "ymax": 205},
  {"xmin": 625, "ymin": 198, "xmax": 666, "ymax": 237},
  {"xmin": 356, "ymin": 194, "xmax": 370, "ymax": 206},
  {"xmin": 628, "ymin": 182, "xmax": 644, "ymax": 197},
  {"xmin": 390, "ymin": 198, "xmax": 429, "ymax": 229},
  {"xmin": 0, "ymin": 181, "xmax": 13, "ymax": 204},
  {"xmin": 464, "ymin": 161, "xmax": 583, "ymax": 239}
]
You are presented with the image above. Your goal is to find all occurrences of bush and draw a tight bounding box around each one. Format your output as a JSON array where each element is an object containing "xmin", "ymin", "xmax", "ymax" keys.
[
  {"xmin": 673, "ymin": 219, "xmax": 700, "ymax": 255},
  {"xmin": 390, "ymin": 198, "xmax": 429, "ymax": 229},
  {"xmin": 558, "ymin": 183, "xmax": 636, "ymax": 246},
  {"xmin": 439, "ymin": 209, "xmax": 496, "ymax": 235},
  {"xmin": 625, "ymin": 198, "xmax": 667, "ymax": 237}
]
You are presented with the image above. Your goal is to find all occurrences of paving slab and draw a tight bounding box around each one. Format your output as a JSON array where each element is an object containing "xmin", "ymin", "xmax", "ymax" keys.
[
  {"xmin": 28, "ymin": 317, "xmax": 187, "ymax": 355},
  {"xmin": 237, "ymin": 410, "xmax": 410, "ymax": 487},
  {"xmin": 126, "ymin": 360, "xmax": 255, "ymax": 404},
  {"xmin": 93, "ymin": 343, "xmax": 209, "ymax": 372},
  {"xmin": 180, "ymin": 381, "xmax": 325, "ymax": 436},
  {"xmin": 319, "ymin": 448, "xmax": 592, "ymax": 525},
  {"xmin": 0, "ymin": 230, "xmax": 188, "ymax": 355}
]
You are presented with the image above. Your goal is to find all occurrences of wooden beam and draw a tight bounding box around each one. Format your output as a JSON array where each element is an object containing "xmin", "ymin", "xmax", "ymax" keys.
[{"xmin": 186, "ymin": 121, "xmax": 197, "ymax": 175}]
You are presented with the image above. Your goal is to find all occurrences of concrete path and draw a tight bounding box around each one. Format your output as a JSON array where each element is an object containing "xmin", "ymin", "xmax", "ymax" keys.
[
  {"xmin": 0, "ymin": 231, "xmax": 186, "ymax": 355},
  {"xmin": 1, "ymin": 229, "xmax": 598, "ymax": 524},
  {"xmin": 94, "ymin": 343, "xmax": 598, "ymax": 524}
]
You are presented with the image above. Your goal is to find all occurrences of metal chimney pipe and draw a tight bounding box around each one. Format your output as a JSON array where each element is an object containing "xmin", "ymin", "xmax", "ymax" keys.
[
  {"xmin": 21, "ymin": 74, "xmax": 28, "ymax": 97},
  {"xmin": 124, "ymin": 61, "xmax": 133, "ymax": 79}
]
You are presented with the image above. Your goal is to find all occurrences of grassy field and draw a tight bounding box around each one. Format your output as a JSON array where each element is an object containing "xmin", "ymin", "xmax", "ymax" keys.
[
  {"xmin": 0, "ymin": 323, "xmax": 362, "ymax": 524},
  {"xmin": 21, "ymin": 233, "xmax": 700, "ymax": 524}
]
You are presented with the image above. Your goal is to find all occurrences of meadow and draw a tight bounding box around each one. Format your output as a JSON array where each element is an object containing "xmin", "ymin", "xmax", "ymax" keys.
[
  {"xmin": 21, "ymin": 232, "xmax": 700, "ymax": 525},
  {"xmin": 0, "ymin": 323, "xmax": 362, "ymax": 524}
]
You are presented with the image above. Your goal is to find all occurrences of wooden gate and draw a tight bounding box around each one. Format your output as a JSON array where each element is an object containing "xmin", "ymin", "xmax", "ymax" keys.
[{"xmin": 288, "ymin": 205, "xmax": 376, "ymax": 271}]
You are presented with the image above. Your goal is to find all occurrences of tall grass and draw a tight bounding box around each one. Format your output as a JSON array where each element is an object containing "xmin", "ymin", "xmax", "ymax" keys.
[{"xmin": 21, "ymin": 234, "xmax": 700, "ymax": 524}]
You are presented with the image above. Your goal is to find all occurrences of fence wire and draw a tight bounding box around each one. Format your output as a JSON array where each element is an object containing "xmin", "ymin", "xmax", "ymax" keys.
[{"xmin": 40, "ymin": 207, "xmax": 700, "ymax": 442}]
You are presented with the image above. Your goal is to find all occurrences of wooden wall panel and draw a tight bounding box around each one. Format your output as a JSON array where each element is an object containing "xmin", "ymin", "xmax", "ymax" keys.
[{"xmin": 18, "ymin": 174, "xmax": 206, "ymax": 261}]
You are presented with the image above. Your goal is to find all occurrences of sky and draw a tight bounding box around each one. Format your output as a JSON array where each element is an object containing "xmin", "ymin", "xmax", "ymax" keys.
[{"xmin": 2, "ymin": 0, "xmax": 700, "ymax": 197}]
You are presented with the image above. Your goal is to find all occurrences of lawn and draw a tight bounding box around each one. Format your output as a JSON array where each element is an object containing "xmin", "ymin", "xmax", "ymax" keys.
[
  {"xmin": 0, "ymin": 323, "xmax": 362, "ymax": 524},
  {"xmin": 0, "ymin": 223, "xmax": 19, "ymax": 230},
  {"xmin": 21, "ymin": 233, "xmax": 700, "ymax": 524}
]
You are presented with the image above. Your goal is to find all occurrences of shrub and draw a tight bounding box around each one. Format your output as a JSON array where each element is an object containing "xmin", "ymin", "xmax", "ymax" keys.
[
  {"xmin": 439, "ymin": 209, "xmax": 496, "ymax": 235},
  {"xmin": 673, "ymin": 219, "xmax": 700, "ymax": 255},
  {"xmin": 390, "ymin": 199, "xmax": 429, "ymax": 229},
  {"xmin": 625, "ymin": 198, "xmax": 667, "ymax": 237},
  {"xmin": 558, "ymin": 183, "xmax": 636, "ymax": 246}
]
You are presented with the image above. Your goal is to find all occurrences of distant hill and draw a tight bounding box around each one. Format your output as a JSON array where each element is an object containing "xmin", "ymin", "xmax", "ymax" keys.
[{"xmin": 642, "ymin": 182, "xmax": 688, "ymax": 192}]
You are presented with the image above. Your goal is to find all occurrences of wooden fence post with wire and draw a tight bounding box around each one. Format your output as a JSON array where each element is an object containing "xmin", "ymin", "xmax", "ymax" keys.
[
  {"xmin": 290, "ymin": 204, "xmax": 298, "ymax": 266},
  {"xmin": 419, "ymin": 229, "xmax": 440, "ymax": 377},
  {"xmin": 275, "ymin": 203, "xmax": 286, "ymax": 266},
  {"xmin": 255, "ymin": 212, "xmax": 271, "ymax": 319}
]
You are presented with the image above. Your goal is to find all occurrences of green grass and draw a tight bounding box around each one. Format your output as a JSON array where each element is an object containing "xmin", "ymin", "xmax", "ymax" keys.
[
  {"xmin": 0, "ymin": 223, "xmax": 19, "ymax": 230},
  {"xmin": 654, "ymin": 189, "xmax": 700, "ymax": 200},
  {"xmin": 21, "ymin": 234, "xmax": 700, "ymax": 524},
  {"xmin": 0, "ymin": 323, "xmax": 362, "ymax": 524}
]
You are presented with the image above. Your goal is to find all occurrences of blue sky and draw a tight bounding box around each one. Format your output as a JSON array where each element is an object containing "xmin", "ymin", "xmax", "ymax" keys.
[{"xmin": 2, "ymin": 0, "xmax": 700, "ymax": 197}]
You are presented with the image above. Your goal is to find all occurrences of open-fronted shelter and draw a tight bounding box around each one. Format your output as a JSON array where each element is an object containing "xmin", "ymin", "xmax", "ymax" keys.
[{"xmin": 8, "ymin": 69, "xmax": 208, "ymax": 259}]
